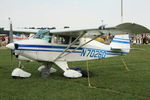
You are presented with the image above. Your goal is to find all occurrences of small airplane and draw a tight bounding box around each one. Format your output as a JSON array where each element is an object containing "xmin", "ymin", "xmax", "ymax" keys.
[
  {"xmin": 4, "ymin": 27, "xmax": 37, "ymax": 42},
  {"xmin": 6, "ymin": 20, "xmax": 131, "ymax": 78}
]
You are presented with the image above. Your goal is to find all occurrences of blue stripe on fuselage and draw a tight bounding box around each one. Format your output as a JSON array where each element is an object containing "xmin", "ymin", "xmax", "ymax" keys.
[
  {"xmin": 15, "ymin": 49, "xmax": 81, "ymax": 53},
  {"xmin": 15, "ymin": 44, "xmax": 129, "ymax": 55},
  {"xmin": 111, "ymin": 40, "xmax": 130, "ymax": 44},
  {"xmin": 18, "ymin": 44, "xmax": 83, "ymax": 50},
  {"xmin": 113, "ymin": 38, "xmax": 129, "ymax": 41}
]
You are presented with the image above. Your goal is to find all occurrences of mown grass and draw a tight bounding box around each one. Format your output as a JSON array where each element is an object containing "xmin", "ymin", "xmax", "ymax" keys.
[{"xmin": 0, "ymin": 45, "xmax": 150, "ymax": 100}]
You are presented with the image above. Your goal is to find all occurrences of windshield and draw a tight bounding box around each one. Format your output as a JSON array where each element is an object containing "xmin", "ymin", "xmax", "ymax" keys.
[{"xmin": 34, "ymin": 30, "xmax": 52, "ymax": 43}]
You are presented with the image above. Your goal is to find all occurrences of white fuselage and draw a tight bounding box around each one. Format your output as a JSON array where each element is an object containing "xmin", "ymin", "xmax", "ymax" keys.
[{"xmin": 13, "ymin": 38, "xmax": 129, "ymax": 62}]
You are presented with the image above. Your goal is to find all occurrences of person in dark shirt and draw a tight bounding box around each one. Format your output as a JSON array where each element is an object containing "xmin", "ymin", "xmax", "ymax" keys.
[{"xmin": 1, "ymin": 37, "xmax": 6, "ymax": 47}]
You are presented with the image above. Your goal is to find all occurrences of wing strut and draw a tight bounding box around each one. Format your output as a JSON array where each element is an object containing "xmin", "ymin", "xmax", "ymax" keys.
[
  {"xmin": 55, "ymin": 31, "xmax": 104, "ymax": 60},
  {"xmin": 53, "ymin": 31, "xmax": 86, "ymax": 62},
  {"xmin": 60, "ymin": 33, "xmax": 104, "ymax": 59}
]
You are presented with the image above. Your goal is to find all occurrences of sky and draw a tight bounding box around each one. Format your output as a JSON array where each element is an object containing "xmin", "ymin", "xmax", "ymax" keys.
[{"xmin": 0, "ymin": 0, "xmax": 150, "ymax": 29}]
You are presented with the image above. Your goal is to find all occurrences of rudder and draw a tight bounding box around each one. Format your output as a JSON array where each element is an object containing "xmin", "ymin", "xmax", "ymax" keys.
[{"xmin": 110, "ymin": 34, "xmax": 130, "ymax": 52}]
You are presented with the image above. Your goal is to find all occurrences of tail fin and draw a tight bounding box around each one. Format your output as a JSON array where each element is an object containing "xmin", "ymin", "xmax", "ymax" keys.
[{"xmin": 110, "ymin": 34, "xmax": 130, "ymax": 52}]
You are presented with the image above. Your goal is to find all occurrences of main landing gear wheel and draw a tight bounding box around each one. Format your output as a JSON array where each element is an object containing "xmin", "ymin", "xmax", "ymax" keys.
[
  {"xmin": 38, "ymin": 63, "xmax": 57, "ymax": 78},
  {"xmin": 11, "ymin": 68, "xmax": 31, "ymax": 79},
  {"xmin": 11, "ymin": 61, "xmax": 31, "ymax": 79}
]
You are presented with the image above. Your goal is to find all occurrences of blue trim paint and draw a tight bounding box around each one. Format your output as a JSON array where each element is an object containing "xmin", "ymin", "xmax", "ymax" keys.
[
  {"xmin": 15, "ymin": 44, "xmax": 129, "ymax": 55},
  {"xmin": 18, "ymin": 44, "xmax": 83, "ymax": 50},
  {"xmin": 113, "ymin": 38, "xmax": 129, "ymax": 41},
  {"xmin": 85, "ymin": 48, "xmax": 128, "ymax": 54},
  {"xmin": 15, "ymin": 48, "xmax": 128, "ymax": 56},
  {"xmin": 15, "ymin": 49, "xmax": 81, "ymax": 53},
  {"xmin": 111, "ymin": 40, "xmax": 130, "ymax": 44}
]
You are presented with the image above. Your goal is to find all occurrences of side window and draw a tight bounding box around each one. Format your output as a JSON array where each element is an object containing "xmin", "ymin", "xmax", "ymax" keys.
[
  {"xmin": 62, "ymin": 36, "xmax": 70, "ymax": 44},
  {"xmin": 52, "ymin": 35, "xmax": 70, "ymax": 44},
  {"xmin": 43, "ymin": 32, "xmax": 52, "ymax": 43},
  {"xmin": 71, "ymin": 37, "xmax": 80, "ymax": 45},
  {"xmin": 52, "ymin": 35, "xmax": 80, "ymax": 45},
  {"xmin": 34, "ymin": 30, "xmax": 52, "ymax": 43}
]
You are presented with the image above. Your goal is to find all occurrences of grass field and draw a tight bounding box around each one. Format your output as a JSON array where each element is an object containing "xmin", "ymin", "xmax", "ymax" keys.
[{"xmin": 0, "ymin": 45, "xmax": 150, "ymax": 100}]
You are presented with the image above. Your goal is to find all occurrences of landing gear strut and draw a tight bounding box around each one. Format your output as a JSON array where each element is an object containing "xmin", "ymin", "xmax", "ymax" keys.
[
  {"xmin": 40, "ymin": 62, "xmax": 53, "ymax": 78},
  {"xmin": 18, "ymin": 61, "xmax": 24, "ymax": 68}
]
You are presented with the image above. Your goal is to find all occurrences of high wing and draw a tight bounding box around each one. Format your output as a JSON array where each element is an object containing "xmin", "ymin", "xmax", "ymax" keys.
[
  {"xmin": 50, "ymin": 22, "xmax": 150, "ymax": 37},
  {"xmin": 4, "ymin": 28, "xmax": 38, "ymax": 33},
  {"xmin": 50, "ymin": 26, "xmax": 103, "ymax": 37},
  {"xmin": 101, "ymin": 23, "xmax": 150, "ymax": 34}
]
